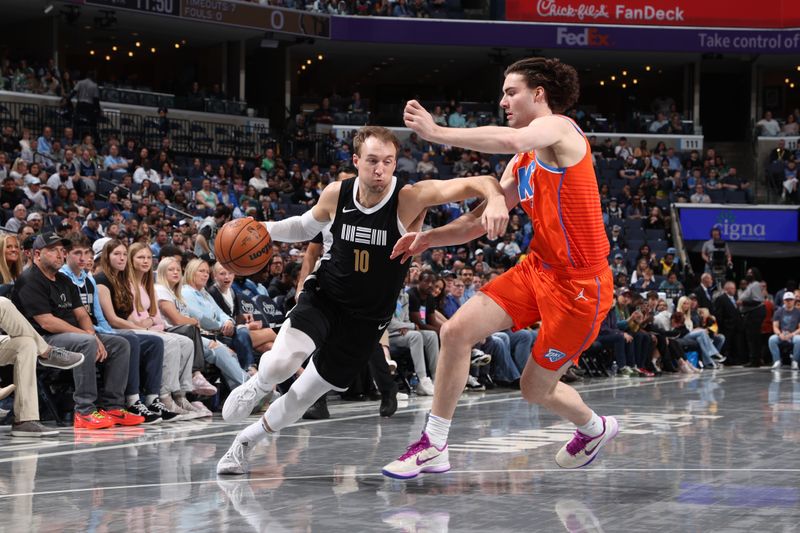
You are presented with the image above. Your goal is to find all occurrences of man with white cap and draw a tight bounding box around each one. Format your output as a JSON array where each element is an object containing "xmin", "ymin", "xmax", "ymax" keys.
[
  {"xmin": 24, "ymin": 178, "xmax": 48, "ymax": 212},
  {"xmin": 26, "ymin": 212, "xmax": 43, "ymax": 233},
  {"xmin": 768, "ymin": 292, "xmax": 800, "ymax": 370}
]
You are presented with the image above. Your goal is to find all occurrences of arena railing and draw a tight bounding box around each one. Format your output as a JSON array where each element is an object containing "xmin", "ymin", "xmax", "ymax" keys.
[{"xmin": 0, "ymin": 98, "xmax": 337, "ymax": 165}]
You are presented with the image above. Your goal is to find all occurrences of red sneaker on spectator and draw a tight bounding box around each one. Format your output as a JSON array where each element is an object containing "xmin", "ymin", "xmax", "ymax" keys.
[
  {"xmin": 103, "ymin": 408, "xmax": 145, "ymax": 426},
  {"xmin": 73, "ymin": 411, "xmax": 116, "ymax": 430},
  {"xmin": 637, "ymin": 367, "xmax": 655, "ymax": 377}
]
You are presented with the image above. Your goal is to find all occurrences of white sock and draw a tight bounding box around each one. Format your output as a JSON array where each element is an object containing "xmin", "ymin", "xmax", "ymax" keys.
[
  {"xmin": 145, "ymin": 394, "xmax": 158, "ymax": 406},
  {"xmin": 239, "ymin": 417, "xmax": 271, "ymax": 445},
  {"xmin": 425, "ymin": 414, "xmax": 451, "ymax": 448},
  {"xmin": 577, "ymin": 411, "xmax": 604, "ymax": 437},
  {"xmin": 126, "ymin": 395, "xmax": 139, "ymax": 407}
]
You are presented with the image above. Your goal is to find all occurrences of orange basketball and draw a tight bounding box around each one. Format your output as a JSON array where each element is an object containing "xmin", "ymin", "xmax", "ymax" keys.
[{"xmin": 214, "ymin": 217, "xmax": 273, "ymax": 276}]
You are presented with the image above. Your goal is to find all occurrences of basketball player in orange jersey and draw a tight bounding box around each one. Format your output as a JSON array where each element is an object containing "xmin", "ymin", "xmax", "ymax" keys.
[{"xmin": 383, "ymin": 57, "xmax": 618, "ymax": 479}]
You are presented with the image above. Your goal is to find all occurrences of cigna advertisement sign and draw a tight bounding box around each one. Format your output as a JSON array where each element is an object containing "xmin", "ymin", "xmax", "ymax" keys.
[
  {"xmin": 506, "ymin": 0, "xmax": 800, "ymax": 29},
  {"xmin": 679, "ymin": 207, "xmax": 799, "ymax": 243}
]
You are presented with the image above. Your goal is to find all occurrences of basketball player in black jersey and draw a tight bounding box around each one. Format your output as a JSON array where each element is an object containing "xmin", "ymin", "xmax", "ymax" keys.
[
  {"xmin": 217, "ymin": 126, "xmax": 508, "ymax": 475},
  {"xmin": 295, "ymin": 166, "xmax": 399, "ymax": 420}
]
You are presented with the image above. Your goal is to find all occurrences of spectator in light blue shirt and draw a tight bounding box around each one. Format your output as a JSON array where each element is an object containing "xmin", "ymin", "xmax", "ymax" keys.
[
  {"xmin": 36, "ymin": 126, "xmax": 53, "ymax": 155},
  {"xmin": 665, "ymin": 147, "xmax": 682, "ymax": 171},
  {"xmin": 181, "ymin": 258, "xmax": 255, "ymax": 370},
  {"xmin": 448, "ymin": 105, "xmax": 467, "ymax": 128},
  {"xmin": 104, "ymin": 144, "xmax": 129, "ymax": 179}
]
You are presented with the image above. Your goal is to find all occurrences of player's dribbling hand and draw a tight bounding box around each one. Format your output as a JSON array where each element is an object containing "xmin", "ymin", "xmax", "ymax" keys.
[
  {"xmin": 391, "ymin": 231, "xmax": 430, "ymax": 263},
  {"xmin": 404, "ymin": 100, "xmax": 437, "ymax": 139},
  {"xmin": 482, "ymin": 196, "xmax": 509, "ymax": 240}
]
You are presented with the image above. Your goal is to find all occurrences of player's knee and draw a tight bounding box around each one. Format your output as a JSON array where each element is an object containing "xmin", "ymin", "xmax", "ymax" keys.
[{"xmin": 440, "ymin": 319, "xmax": 471, "ymax": 348}]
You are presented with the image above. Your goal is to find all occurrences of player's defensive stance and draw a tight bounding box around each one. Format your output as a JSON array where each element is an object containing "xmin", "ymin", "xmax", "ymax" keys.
[
  {"xmin": 217, "ymin": 126, "xmax": 508, "ymax": 475},
  {"xmin": 382, "ymin": 57, "xmax": 618, "ymax": 479}
]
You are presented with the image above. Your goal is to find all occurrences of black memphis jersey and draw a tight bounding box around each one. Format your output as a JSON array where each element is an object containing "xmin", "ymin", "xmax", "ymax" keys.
[{"xmin": 315, "ymin": 176, "xmax": 410, "ymax": 322}]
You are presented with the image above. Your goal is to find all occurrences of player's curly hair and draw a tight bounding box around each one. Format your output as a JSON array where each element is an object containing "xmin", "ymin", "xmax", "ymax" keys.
[{"xmin": 504, "ymin": 57, "xmax": 580, "ymax": 114}]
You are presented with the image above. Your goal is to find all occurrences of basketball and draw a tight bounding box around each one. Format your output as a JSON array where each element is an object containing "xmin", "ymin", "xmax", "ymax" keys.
[{"xmin": 213, "ymin": 217, "xmax": 273, "ymax": 276}]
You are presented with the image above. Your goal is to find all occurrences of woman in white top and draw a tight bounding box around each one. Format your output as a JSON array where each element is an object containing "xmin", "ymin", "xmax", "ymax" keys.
[
  {"xmin": 782, "ymin": 114, "xmax": 799, "ymax": 136},
  {"xmin": 9, "ymin": 158, "xmax": 27, "ymax": 184},
  {"xmin": 155, "ymin": 257, "xmax": 248, "ymax": 390}
]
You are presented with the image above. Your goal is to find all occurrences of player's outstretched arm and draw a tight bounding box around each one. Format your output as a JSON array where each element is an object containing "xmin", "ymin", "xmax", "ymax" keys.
[
  {"xmin": 404, "ymin": 99, "xmax": 566, "ymax": 154},
  {"xmin": 400, "ymin": 174, "xmax": 508, "ymax": 239},
  {"xmin": 392, "ymin": 165, "xmax": 518, "ymax": 262},
  {"xmin": 263, "ymin": 181, "xmax": 339, "ymax": 243}
]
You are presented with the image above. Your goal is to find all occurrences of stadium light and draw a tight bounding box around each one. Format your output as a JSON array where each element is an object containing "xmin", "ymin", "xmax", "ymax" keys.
[
  {"xmin": 89, "ymin": 50, "xmax": 95, "ymax": 56},
  {"xmin": 600, "ymin": 80, "xmax": 605, "ymax": 86},
  {"xmin": 306, "ymin": 59, "xmax": 312, "ymax": 65},
  {"xmin": 622, "ymin": 83, "xmax": 627, "ymax": 89},
  {"xmin": 317, "ymin": 54, "xmax": 323, "ymax": 60},
  {"xmin": 128, "ymin": 51, "xmax": 134, "ymax": 57},
  {"xmin": 150, "ymin": 47, "xmax": 156, "ymax": 53},
  {"xmin": 610, "ymin": 75, "xmax": 616, "ymax": 81},
  {"xmin": 786, "ymin": 78, "xmax": 791, "ymax": 84},
  {"xmin": 633, "ymin": 79, "xmax": 638, "ymax": 84},
  {"xmin": 112, "ymin": 45, "xmax": 118, "ymax": 52},
  {"xmin": 105, "ymin": 55, "xmax": 111, "ymax": 61},
  {"xmin": 622, "ymin": 70, "xmax": 627, "ymax": 76},
  {"xmin": 135, "ymin": 41, "xmax": 141, "ymax": 47},
  {"xmin": 174, "ymin": 43, "xmax": 180, "ymax": 49},
  {"xmin": 645, "ymin": 65, "xmax": 651, "ymax": 71}
]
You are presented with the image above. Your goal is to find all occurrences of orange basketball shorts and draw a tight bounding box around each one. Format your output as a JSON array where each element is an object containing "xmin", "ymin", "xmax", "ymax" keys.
[{"xmin": 480, "ymin": 256, "xmax": 614, "ymax": 371}]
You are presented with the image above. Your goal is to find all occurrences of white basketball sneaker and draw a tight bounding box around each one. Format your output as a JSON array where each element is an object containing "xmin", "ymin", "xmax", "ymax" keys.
[
  {"xmin": 555, "ymin": 416, "xmax": 619, "ymax": 469},
  {"xmin": 222, "ymin": 375, "xmax": 269, "ymax": 423},
  {"xmin": 382, "ymin": 432, "xmax": 450, "ymax": 479},
  {"xmin": 217, "ymin": 438, "xmax": 254, "ymax": 475}
]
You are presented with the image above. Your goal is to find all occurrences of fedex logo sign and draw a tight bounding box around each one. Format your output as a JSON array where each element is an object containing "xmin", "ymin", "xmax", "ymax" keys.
[{"xmin": 556, "ymin": 27, "xmax": 611, "ymax": 47}]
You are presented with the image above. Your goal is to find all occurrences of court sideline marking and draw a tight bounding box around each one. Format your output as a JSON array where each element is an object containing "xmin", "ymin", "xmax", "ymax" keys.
[
  {"xmin": 1, "ymin": 467, "xmax": 799, "ymax": 500},
  {"xmin": 0, "ymin": 368, "xmax": 757, "ymax": 466}
]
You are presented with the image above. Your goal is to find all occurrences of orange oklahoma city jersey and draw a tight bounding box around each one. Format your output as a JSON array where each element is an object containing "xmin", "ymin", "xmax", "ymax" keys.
[{"xmin": 512, "ymin": 119, "xmax": 609, "ymax": 275}]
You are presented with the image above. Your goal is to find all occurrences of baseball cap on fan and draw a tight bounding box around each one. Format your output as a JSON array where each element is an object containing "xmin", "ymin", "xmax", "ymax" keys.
[
  {"xmin": 93, "ymin": 237, "xmax": 112, "ymax": 257},
  {"xmin": 32, "ymin": 232, "xmax": 70, "ymax": 251}
]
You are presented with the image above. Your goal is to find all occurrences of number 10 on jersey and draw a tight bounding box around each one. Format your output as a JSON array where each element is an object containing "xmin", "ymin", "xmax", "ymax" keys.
[{"xmin": 353, "ymin": 249, "xmax": 370, "ymax": 273}]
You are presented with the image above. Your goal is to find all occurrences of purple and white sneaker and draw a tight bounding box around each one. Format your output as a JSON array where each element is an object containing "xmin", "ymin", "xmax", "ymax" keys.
[
  {"xmin": 382, "ymin": 432, "xmax": 450, "ymax": 479},
  {"xmin": 555, "ymin": 416, "xmax": 619, "ymax": 469}
]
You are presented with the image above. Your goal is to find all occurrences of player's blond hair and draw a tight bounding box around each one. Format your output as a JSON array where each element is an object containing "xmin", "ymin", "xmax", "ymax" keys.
[{"xmin": 352, "ymin": 126, "xmax": 400, "ymax": 157}]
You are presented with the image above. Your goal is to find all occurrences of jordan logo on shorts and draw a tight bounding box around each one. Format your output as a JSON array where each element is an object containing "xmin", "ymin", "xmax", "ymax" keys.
[{"xmin": 575, "ymin": 289, "xmax": 588, "ymax": 302}]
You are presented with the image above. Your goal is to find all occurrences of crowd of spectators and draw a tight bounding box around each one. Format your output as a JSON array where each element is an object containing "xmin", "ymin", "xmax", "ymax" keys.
[
  {"xmin": 756, "ymin": 109, "xmax": 800, "ymax": 137},
  {"xmin": 766, "ymin": 138, "xmax": 800, "ymax": 203},
  {"xmin": 0, "ymin": 93, "xmax": 795, "ymax": 438},
  {"xmin": 1, "ymin": 56, "xmax": 239, "ymax": 117},
  {"xmin": 0, "ymin": 58, "xmax": 69, "ymax": 97}
]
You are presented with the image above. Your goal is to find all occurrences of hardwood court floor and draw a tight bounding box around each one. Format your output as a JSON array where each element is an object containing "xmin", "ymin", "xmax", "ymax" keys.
[{"xmin": 0, "ymin": 368, "xmax": 798, "ymax": 532}]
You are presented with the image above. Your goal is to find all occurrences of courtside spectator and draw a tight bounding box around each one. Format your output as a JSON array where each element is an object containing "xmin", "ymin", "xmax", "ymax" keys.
[
  {"xmin": 12, "ymin": 232, "xmax": 137, "ymax": 430},
  {"xmin": 768, "ymin": 292, "xmax": 800, "ymax": 370}
]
